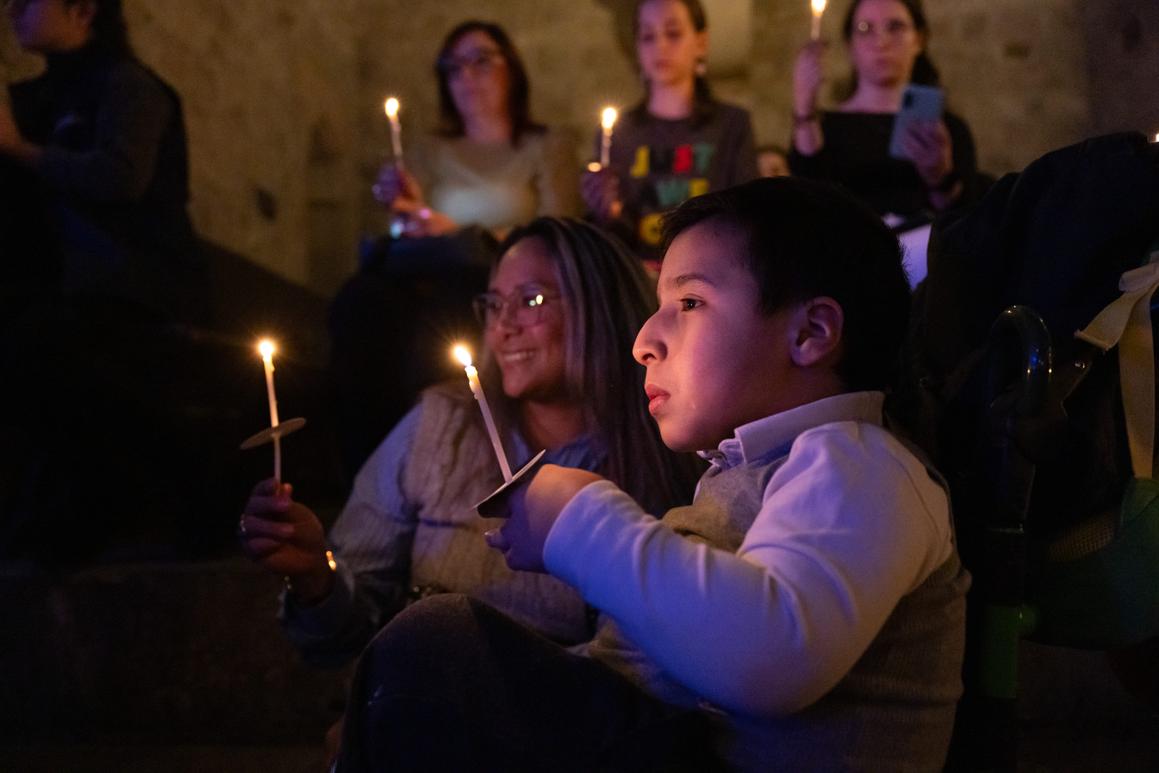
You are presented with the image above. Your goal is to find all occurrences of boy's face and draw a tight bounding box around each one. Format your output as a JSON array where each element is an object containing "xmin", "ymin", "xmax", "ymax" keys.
[{"xmin": 633, "ymin": 219, "xmax": 797, "ymax": 452}]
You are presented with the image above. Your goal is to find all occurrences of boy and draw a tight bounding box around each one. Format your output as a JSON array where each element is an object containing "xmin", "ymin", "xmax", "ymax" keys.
[{"xmin": 340, "ymin": 177, "xmax": 969, "ymax": 772}]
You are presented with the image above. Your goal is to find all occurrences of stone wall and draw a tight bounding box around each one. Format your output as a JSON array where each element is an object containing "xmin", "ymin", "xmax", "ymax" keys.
[{"xmin": 3, "ymin": 0, "xmax": 1157, "ymax": 292}]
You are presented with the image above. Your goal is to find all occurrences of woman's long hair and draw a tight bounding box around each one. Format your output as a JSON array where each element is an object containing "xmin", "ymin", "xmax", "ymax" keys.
[
  {"xmin": 837, "ymin": 0, "xmax": 940, "ymax": 100},
  {"xmin": 628, "ymin": 0, "xmax": 716, "ymax": 128},
  {"xmin": 483, "ymin": 217, "xmax": 702, "ymax": 515},
  {"xmin": 434, "ymin": 20, "xmax": 544, "ymax": 147}
]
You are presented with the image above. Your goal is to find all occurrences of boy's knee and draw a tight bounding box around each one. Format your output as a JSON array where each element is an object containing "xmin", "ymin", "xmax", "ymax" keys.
[{"xmin": 364, "ymin": 594, "xmax": 481, "ymax": 676}]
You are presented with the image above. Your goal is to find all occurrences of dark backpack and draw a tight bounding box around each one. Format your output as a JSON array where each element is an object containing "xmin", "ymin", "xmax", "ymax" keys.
[{"xmin": 898, "ymin": 132, "xmax": 1159, "ymax": 649}]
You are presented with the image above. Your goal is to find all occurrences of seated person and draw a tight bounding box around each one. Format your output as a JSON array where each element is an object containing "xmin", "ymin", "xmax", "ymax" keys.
[
  {"xmin": 335, "ymin": 20, "xmax": 580, "ymax": 475},
  {"xmin": 788, "ymin": 0, "xmax": 977, "ymax": 220},
  {"xmin": 372, "ymin": 20, "xmax": 579, "ymax": 243},
  {"xmin": 241, "ymin": 217, "xmax": 702, "ymax": 665},
  {"xmin": 338, "ymin": 178, "xmax": 970, "ymax": 772}
]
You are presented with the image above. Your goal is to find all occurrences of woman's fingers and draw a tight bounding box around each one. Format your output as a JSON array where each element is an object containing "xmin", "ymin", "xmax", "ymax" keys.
[{"xmin": 241, "ymin": 514, "xmax": 295, "ymax": 541}]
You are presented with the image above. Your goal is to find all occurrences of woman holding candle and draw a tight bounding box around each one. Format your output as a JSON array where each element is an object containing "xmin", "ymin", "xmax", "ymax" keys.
[
  {"xmin": 788, "ymin": 0, "xmax": 979, "ymax": 217},
  {"xmin": 332, "ymin": 21, "xmax": 582, "ymax": 477},
  {"xmin": 241, "ymin": 217, "xmax": 700, "ymax": 665},
  {"xmin": 581, "ymin": 0, "xmax": 758, "ymax": 266},
  {"xmin": 372, "ymin": 20, "xmax": 580, "ymax": 241}
]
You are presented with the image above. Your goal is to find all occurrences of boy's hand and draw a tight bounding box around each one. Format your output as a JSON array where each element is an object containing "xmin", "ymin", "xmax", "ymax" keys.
[{"xmin": 485, "ymin": 464, "xmax": 604, "ymax": 572}]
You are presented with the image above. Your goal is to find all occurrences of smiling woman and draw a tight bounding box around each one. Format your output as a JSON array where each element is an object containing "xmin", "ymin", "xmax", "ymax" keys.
[{"xmin": 240, "ymin": 216, "xmax": 701, "ymax": 667}]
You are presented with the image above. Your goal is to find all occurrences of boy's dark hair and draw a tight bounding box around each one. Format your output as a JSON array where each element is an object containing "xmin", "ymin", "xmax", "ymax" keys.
[{"xmin": 661, "ymin": 177, "xmax": 911, "ymax": 391}]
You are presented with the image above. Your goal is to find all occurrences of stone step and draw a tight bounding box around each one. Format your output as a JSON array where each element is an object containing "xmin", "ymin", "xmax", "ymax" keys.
[
  {"xmin": 1, "ymin": 558, "xmax": 347, "ymax": 747},
  {"xmin": 4, "ymin": 745, "xmax": 326, "ymax": 773}
]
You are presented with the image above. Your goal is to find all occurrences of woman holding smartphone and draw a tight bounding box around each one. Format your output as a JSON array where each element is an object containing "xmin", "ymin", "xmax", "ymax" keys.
[{"xmin": 788, "ymin": 0, "xmax": 976, "ymax": 217}]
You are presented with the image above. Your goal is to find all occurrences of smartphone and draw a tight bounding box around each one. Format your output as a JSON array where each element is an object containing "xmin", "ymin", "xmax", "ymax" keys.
[{"xmin": 889, "ymin": 84, "xmax": 944, "ymax": 160}]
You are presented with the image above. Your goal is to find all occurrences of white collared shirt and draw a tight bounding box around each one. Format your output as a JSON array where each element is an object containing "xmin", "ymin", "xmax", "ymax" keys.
[{"xmin": 545, "ymin": 391, "xmax": 955, "ymax": 717}]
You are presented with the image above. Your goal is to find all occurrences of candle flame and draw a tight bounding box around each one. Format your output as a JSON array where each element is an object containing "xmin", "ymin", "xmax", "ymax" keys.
[
  {"xmin": 1154, "ymin": 132, "xmax": 1159, "ymax": 144},
  {"xmin": 258, "ymin": 339, "xmax": 277, "ymax": 360},
  {"xmin": 384, "ymin": 97, "xmax": 399, "ymax": 119},
  {"xmin": 811, "ymin": 0, "xmax": 827, "ymax": 15},
  {"xmin": 601, "ymin": 107, "xmax": 618, "ymax": 131},
  {"xmin": 452, "ymin": 344, "xmax": 473, "ymax": 368}
]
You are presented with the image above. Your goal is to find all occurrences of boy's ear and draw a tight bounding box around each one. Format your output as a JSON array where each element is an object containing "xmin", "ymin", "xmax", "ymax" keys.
[{"xmin": 788, "ymin": 297, "xmax": 844, "ymax": 368}]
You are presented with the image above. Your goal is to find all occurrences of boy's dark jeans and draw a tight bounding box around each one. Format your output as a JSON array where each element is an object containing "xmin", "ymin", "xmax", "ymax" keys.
[{"xmin": 338, "ymin": 594, "xmax": 723, "ymax": 773}]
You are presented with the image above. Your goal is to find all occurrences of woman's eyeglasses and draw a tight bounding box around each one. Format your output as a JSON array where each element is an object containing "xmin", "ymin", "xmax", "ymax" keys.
[
  {"xmin": 472, "ymin": 285, "xmax": 560, "ymax": 329},
  {"xmin": 438, "ymin": 48, "xmax": 504, "ymax": 80},
  {"xmin": 853, "ymin": 19, "xmax": 914, "ymax": 41}
]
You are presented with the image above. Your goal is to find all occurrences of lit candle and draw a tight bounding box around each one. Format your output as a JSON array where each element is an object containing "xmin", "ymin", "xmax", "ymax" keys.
[
  {"xmin": 453, "ymin": 344, "xmax": 513, "ymax": 482},
  {"xmin": 384, "ymin": 96, "xmax": 403, "ymax": 165},
  {"xmin": 258, "ymin": 338, "xmax": 283, "ymax": 482},
  {"xmin": 1153, "ymin": 131, "xmax": 1159, "ymax": 144},
  {"xmin": 600, "ymin": 106, "xmax": 618, "ymax": 169},
  {"xmin": 811, "ymin": 0, "xmax": 827, "ymax": 40}
]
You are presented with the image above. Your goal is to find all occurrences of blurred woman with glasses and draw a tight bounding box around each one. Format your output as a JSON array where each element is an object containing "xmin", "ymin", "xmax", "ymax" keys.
[
  {"xmin": 242, "ymin": 217, "xmax": 700, "ymax": 667},
  {"xmin": 372, "ymin": 20, "xmax": 580, "ymax": 240},
  {"xmin": 788, "ymin": 0, "xmax": 978, "ymax": 217}
]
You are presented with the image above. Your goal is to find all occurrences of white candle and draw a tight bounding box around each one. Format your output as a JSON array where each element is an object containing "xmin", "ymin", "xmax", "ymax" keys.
[
  {"xmin": 811, "ymin": 0, "xmax": 827, "ymax": 40},
  {"xmin": 600, "ymin": 107, "xmax": 618, "ymax": 168},
  {"xmin": 384, "ymin": 97, "xmax": 403, "ymax": 165},
  {"xmin": 453, "ymin": 344, "xmax": 513, "ymax": 482},
  {"xmin": 258, "ymin": 338, "xmax": 283, "ymax": 482}
]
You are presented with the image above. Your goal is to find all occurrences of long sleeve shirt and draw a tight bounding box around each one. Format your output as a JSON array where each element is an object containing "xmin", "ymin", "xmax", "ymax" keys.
[{"xmin": 545, "ymin": 392, "xmax": 968, "ymax": 770}]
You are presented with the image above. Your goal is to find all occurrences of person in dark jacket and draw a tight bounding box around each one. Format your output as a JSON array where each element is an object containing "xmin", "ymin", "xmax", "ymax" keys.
[
  {"xmin": 1, "ymin": 0, "xmax": 204, "ymax": 323},
  {"xmin": 788, "ymin": 0, "xmax": 978, "ymax": 219},
  {"xmin": 0, "ymin": 0, "xmax": 210, "ymax": 563}
]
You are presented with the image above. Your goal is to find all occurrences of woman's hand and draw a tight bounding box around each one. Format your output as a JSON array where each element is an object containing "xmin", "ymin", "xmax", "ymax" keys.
[
  {"xmin": 239, "ymin": 479, "xmax": 334, "ymax": 603},
  {"xmin": 373, "ymin": 163, "xmax": 457, "ymax": 237},
  {"xmin": 900, "ymin": 119, "xmax": 954, "ymax": 189},
  {"xmin": 580, "ymin": 166, "xmax": 622, "ymax": 223},
  {"xmin": 392, "ymin": 205, "xmax": 458, "ymax": 238},
  {"xmin": 372, "ymin": 163, "xmax": 422, "ymax": 210},
  {"xmin": 791, "ymin": 41, "xmax": 827, "ymax": 156},
  {"xmin": 792, "ymin": 41, "xmax": 827, "ymax": 120}
]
